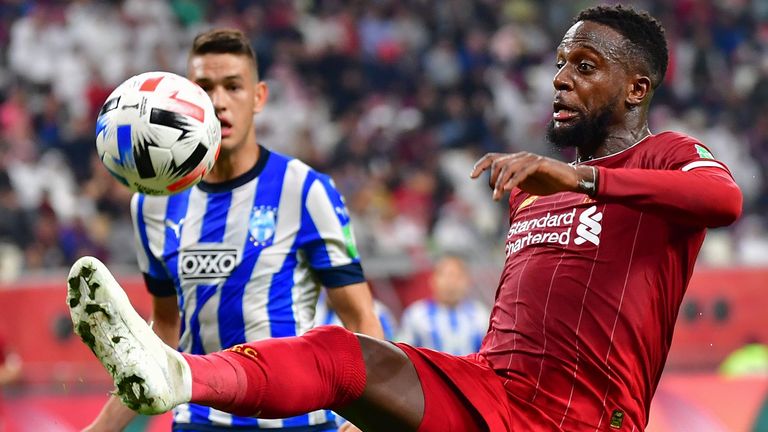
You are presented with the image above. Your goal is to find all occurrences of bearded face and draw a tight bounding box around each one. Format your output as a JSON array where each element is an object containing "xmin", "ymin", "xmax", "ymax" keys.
[{"xmin": 546, "ymin": 101, "xmax": 615, "ymax": 157}]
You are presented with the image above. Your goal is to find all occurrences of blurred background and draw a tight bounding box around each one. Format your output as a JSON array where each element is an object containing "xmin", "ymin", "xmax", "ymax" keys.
[{"xmin": 0, "ymin": 0, "xmax": 766, "ymax": 430}]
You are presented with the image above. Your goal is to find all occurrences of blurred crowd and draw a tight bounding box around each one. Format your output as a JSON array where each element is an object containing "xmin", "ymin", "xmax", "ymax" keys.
[{"xmin": 0, "ymin": 0, "xmax": 767, "ymax": 282}]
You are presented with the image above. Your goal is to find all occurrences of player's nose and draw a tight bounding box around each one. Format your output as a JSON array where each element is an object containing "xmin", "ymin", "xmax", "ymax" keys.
[
  {"xmin": 209, "ymin": 86, "xmax": 228, "ymax": 112},
  {"xmin": 553, "ymin": 67, "xmax": 573, "ymax": 91}
]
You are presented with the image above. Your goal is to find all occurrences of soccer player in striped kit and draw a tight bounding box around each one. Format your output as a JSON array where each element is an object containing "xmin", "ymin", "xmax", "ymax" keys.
[
  {"xmin": 398, "ymin": 254, "xmax": 489, "ymax": 355},
  {"xmin": 82, "ymin": 29, "xmax": 383, "ymax": 432},
  {"xmin": 71, "ymin": 5, "xmax": 744, "ymax": 431}
]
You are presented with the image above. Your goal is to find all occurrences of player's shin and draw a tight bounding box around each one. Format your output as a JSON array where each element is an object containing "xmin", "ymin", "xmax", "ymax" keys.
[{"xmin": 182, "ymin": 325, "xmax": 368, "ymax": 417}]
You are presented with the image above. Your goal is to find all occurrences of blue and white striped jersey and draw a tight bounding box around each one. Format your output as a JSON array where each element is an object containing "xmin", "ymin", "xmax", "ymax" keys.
[
  {"xmin": 131, "ymin": 146, "xmax": 363, "ymax": 430},
  {"xmin": 397, "ymin": 298, "xmax": 490, "ymax": 356}
]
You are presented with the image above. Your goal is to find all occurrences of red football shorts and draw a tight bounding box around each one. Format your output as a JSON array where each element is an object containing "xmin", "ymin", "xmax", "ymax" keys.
[{"xmin": 394, "ymin": 343, "xmax": 514, "ymax": 431}]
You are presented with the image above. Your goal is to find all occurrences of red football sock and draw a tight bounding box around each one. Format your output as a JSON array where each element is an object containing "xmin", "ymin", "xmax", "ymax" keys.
[{"xmin": 181, "ymin": 325, "xmax": 367, "ymax": 417}]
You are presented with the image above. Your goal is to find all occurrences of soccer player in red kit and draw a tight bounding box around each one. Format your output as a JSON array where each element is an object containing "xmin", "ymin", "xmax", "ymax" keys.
[{"xmin": 68, "ymin": 5, "xmax": 742, "ymax": 432}]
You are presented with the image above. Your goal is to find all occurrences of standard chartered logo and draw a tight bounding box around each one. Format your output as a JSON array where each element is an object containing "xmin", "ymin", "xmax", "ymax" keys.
[
  {"xmin": 574, "ymin": 205, "xmax": 603, "ymax": 246},
  {"xmin": 505, "ymin": 205, "xmax": 603, "ymax": 256},
  {"xmin": 505, "ymin": 209, "xmax": 576, "ymax": 256}
]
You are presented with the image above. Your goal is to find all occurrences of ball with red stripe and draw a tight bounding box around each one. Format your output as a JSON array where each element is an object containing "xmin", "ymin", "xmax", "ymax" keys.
[{"xmin": 95, "ymin": 71, "xmax": 221, "ymax": 195}]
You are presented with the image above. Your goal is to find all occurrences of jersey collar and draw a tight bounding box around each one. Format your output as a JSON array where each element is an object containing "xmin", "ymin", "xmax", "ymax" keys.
[{"xmin": 197, "ymin": 144, "xmax": 271, "ymax": 193}]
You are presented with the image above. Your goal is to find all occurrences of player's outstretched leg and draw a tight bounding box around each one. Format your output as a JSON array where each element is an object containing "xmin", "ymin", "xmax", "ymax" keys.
[
  {"xmin": 67, "ymin": 257, "xmax": 427, "ymax": 431},
  {"xmin": 67, "ymin": 256, "xmax": 192, "ymax": 414}
]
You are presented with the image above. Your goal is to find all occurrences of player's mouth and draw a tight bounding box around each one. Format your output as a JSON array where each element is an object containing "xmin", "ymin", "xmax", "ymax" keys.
[
  {"xmin": 553, "ymin": 101, "xmax": 579, "ymax": 123},
  {"xmin": 218, "ymin": 118, "xmax": 233, "ymax": 138}
]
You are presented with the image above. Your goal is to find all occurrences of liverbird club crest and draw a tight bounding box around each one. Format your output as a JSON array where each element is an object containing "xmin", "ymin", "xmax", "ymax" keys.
[{"xmin": 248, "ymin": 205, "xmax": 277, "ymax": 246}]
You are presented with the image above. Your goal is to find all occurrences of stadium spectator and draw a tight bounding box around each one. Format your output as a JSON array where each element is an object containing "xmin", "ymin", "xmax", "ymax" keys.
[
  {"xmin": 0, "ymin": 170, "xmax": 33, "ymax": 256},
  {"xmin": 0, "ymin": 0, "xmax": 764, "ymax": 279}
]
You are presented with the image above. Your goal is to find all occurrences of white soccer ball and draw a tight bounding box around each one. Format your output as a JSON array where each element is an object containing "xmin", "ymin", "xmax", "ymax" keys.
[{"xmin": 95, "ymin": 71, "xmax": 220, "ymax": 195}]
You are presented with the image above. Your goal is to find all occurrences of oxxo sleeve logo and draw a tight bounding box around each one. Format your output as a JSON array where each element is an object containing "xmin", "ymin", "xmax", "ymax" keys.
[{"xmin": 574, "ymin": 205, "xmax": 603, "ymax": 246}]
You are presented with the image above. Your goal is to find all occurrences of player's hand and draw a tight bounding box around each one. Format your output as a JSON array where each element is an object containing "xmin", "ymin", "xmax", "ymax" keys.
[
  {"xmin": 338, "ymin": 421, "xmax": 363, "ymax": 432},
  {"xmin": 470, "ymin": 152, "xmax": 592, "ymax": 200}
]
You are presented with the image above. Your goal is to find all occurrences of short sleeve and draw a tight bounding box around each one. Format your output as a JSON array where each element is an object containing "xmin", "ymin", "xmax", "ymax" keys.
[
  {"xmin": 131, "ymin": 193, "xmax": 174, "ymax": 295},
  {"xmin": 298, "ymin": 173, "xmax": 365, "ymax": 288}
]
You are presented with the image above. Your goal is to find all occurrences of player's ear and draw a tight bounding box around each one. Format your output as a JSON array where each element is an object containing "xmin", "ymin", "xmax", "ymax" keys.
[
  {"xmin": 626, "ymin": 74, "xmax": 651, "ymax": 107},
  {"xmin": 253, "ymin": 81, "xmax": 269, "ymax": 114}
]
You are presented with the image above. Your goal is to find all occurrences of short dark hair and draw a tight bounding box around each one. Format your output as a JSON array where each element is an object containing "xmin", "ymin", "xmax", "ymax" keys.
[
  {"xmin": 190, "ymin": 29, "xmax": 258, "ymax": 77},
  {"xmin": 575, "ymin": 5, "xmax": 668, "ymax": 89}
]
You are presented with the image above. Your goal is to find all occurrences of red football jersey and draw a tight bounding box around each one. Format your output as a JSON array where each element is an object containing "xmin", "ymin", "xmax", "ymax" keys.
[{"xmin": 479, "ymin": 131, "xmax": 741, "ymax": 431}]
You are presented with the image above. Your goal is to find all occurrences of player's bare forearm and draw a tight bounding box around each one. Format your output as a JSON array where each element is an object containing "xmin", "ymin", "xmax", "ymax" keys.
[
  {"xmin": 596, "ymin": 167, "xmax": 742, "ymax": 227},
  {"xmin": 327, "ymin": 282, "xmax": 385, "ymax": 339},
  {"xmin": 83, "ymin": 396, "xmax": 138, "ymax": 432},
  {"xmin": 150, "ymin": 295, "xmax": 182, "ymax": 347},
  {"xmin": 0, "ymin": 354, "xmax": 21, "ymax": 386},
  {"xmin": 352, "ymin": 312, "xmax": 386, "ymax": 339},
  {"xmin": 0, "ymin": 369, "xmax": 15, "ymax": 386},
  {"xmin": 470, "ymin": 152, "xmax": 594, "ymax": 200}
]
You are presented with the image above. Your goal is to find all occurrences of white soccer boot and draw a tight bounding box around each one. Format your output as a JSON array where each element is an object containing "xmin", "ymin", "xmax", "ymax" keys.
[{"xmin": 67, "ymin": 256, "xmax": 192, "ymax": 414}]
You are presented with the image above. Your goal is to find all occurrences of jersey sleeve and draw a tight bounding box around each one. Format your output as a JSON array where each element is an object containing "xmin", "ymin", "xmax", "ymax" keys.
[
  {"xmin": 651, "ymin": 131, "xmax": 731, "ymax": 174},
  {"xmin": 131, "ymin": 194, "xmax": 176, "ymax": 297},
  {"xmin": 299, "ymin": 173, "xmax": 365, "ymax": 288},
  {"xmin": 594, "ymin": 133, "xmax": 743, "ymax": 228}
]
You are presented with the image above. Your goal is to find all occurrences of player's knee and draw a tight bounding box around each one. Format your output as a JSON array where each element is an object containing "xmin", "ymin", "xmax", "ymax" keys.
[
  {"xmin": 304, "ymin": 325, "xmax": 357, "ymax": 349},
  {"xmin": 304, "ymin": 325, "xmax": 367, "ymax": 373},
  {"xmin": 300, "ymin": 326, "xmax": 368, "ymax": 407}
]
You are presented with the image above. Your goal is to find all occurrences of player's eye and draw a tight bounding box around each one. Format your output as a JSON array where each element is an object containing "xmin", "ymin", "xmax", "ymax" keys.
[
  {"xmin": 577, "ymin": 62, "xmax": 595, "ymax": 72},
  {"xmin": 555, "ymin": 60, "xmax": 565, "ymax": 70},
  {"xmin": 227, "ymin": 84, "xmax": 241, "ymax": 92}
]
